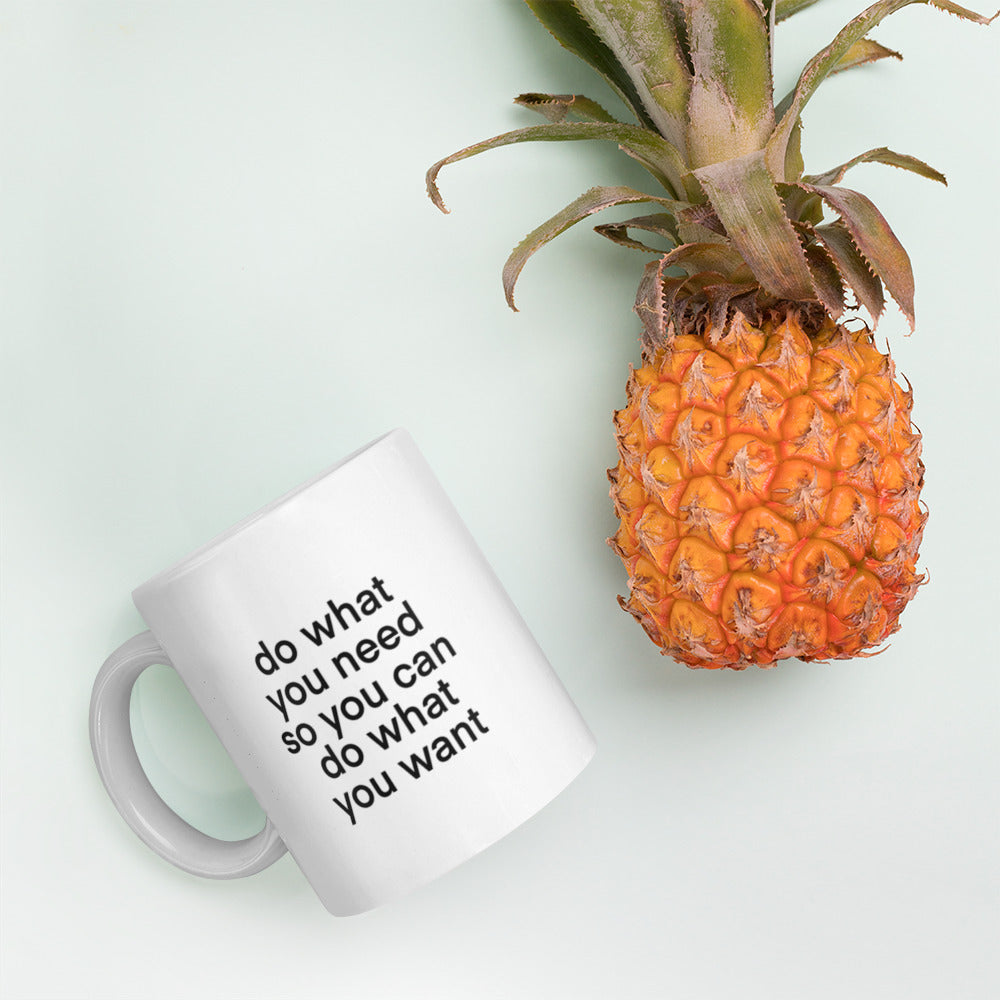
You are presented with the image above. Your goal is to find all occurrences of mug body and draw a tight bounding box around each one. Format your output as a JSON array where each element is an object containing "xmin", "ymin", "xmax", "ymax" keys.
[{"xmin": 132, "ymin": 430, "xmax": 595, "ymax": 915}]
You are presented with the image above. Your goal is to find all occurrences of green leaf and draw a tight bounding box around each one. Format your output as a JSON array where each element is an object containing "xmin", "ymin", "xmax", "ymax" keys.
[
  {"xmin": 693, "ymin": 150, "xmax": 816, "ymax": 300},
  {"xmin": 523, "ymin": 0, "xmax": 656, "ymax": 129},
  {"xmin": 571, "ymin": 0, "xmax": 693, "ymax": 156},
  {"xmin": 783, "ymin": 117, "xmax": 806, "ymax": 182},
  {"xmin": 803, "ymin": 146, "xmax": 946, "ymax": 186},
  {"xmin": 514, "ymin": 93, "xmax": 619, "ymax": 124},
  {"xmin": 767, "ymin": 0, "xmax": 996, "ymax": 180},
  {"xmin": 658, "ymin": 241, "xmax": 747, "ymax": 277},
  {"xmin": 661, "ymin": 0, "xmax": 693, "ymax": 61},
  {"xmin": 594, "ymin": 213, "xmax": 680, "ymax": 253},
  {"xmin": 804, "ymin": 241, "xmax": 846, "ymax": 317},
  {"xmin": 635, "ymin": 256, "xmax": 674, "ymax": 348},
  {"xmin": 676, "ymin": 203, "xmax": 727, "ymax": 245},
  {"xmin": 802, "ymin": 184, "xmax": 913, "ymax": 326},
  {"xmin": 502, "ymin": 186, "xmax": 688, "ymax": 309},
  {"xmin": 776, "ymin": 0, "xmax": 824, "ymax": 21},
  {"xmin": 779, "ymin": 181, "xmax": 824, "ymax": 225},
  {"xmin": 681, "ymin": 0, "xmax": 775, "ymax": 167},
  {"xmin": 813, "ymin": 221, "xmax": 886, "ymax": 322},
  {"xmin": 426, "ymin": 121, "xmax": 687, "ymax": 211},
  {"xmin": 830, "ymin": 37, "xmax": 903, "ymax": 73}
]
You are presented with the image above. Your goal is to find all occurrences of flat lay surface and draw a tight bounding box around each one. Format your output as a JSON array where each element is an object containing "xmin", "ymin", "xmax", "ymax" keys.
[{"xmin": 2, "ymin": 2, "xmax": 998, "ymax": 998}]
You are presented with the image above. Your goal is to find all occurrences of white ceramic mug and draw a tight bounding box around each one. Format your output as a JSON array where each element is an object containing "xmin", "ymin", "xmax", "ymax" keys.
[{"xmin": 90, "ymin": 429, "xmax": 595, "ymax": 916}]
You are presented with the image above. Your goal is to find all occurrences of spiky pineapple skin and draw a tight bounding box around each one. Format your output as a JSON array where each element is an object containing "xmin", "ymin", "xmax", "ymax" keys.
[{"xmin": 608, "ymin": 308, "xmax": 926, "ymax": 669}]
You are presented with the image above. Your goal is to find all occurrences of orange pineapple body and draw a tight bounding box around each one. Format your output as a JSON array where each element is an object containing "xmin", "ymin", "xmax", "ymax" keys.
[{"xmin": 609, "ymin": 309, "xmax": 926, "ymax": 669}]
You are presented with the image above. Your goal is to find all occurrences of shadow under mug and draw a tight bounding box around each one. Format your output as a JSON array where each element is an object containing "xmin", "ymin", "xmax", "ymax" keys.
[{"xmin": 90, "ymin": 429, "xmax": 596, "ymax": 915}]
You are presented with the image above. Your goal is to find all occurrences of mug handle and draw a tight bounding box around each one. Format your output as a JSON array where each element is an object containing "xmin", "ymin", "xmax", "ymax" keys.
[{"xmin": 89, "ymin": 631, "xmax": 287, "ymax": 878}]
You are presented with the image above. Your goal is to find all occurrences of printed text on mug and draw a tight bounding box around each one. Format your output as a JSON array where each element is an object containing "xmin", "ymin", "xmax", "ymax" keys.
[{"xmin": 253, "ymin": 576, "xmax": 492, "ymax": 826}]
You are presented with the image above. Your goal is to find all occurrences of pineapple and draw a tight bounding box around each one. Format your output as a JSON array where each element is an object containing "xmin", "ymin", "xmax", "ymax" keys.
[{"xmin": 427, "ymin": 0, "xmax": 995, "ymax": 669}]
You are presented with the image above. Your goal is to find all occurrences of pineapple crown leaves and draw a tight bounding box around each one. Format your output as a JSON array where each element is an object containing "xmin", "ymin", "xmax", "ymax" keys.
[{"xmin": 427, "ymin": 0, "xmax": 996, "ymax": 336}]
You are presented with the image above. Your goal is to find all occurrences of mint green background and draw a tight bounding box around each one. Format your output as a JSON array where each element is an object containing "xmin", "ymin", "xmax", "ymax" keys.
[{"xmin": 2, "ymin": 2, "xmax": 997, "ymax": 998}]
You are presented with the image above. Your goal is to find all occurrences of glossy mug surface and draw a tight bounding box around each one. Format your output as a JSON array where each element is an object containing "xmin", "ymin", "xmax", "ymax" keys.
[{"xmin": 90, "ymin": 430, "xmax": 595, "ymax": 915}]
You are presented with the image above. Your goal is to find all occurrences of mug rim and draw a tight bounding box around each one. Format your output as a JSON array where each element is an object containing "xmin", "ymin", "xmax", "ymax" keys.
[{"xmin": 132, "ymin": 428, "xmax": 403, "ymax": 599}]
